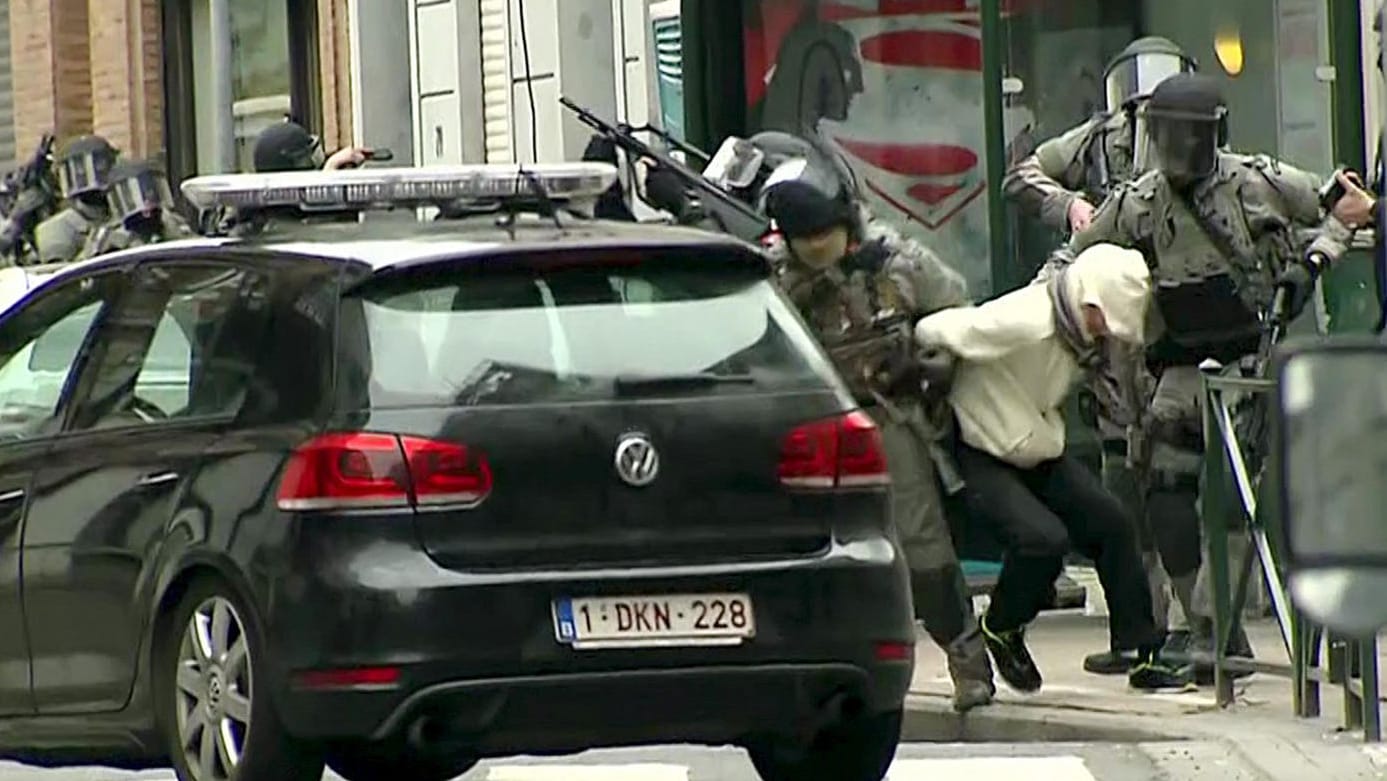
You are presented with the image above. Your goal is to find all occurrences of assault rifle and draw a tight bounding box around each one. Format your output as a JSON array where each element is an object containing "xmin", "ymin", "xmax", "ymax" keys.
[
  {"xmin": 559, "ymin": 96, "xmax": 772, "ymax": 243},
  {"xmin": 0, "ymin": 133, "xmax": 59, "ymax": 261}
]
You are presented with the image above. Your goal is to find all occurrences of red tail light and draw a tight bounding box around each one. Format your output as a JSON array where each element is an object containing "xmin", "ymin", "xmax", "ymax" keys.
[
  {"xmin": 276, "ymin": 432, "xmax": 492, "ymax": 511},
  {"xmin": 777, "ymin": 411, "xmax": 890, "ymax": 490}
]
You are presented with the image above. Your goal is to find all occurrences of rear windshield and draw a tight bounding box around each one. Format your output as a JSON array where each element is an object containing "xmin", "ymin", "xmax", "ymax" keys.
[{"xmin": 340, "ymin": 258, "xmax": 836, "ymax": 407}]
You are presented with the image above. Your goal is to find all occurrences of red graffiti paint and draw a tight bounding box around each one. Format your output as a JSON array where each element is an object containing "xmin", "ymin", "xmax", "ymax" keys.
[
  {"xmin": 859, "ymin": 29, "xmax": 982, "ymax": 71},
  {"xmin": 833, "ymin": 138, "xmax": 977, "ymax": 178}
]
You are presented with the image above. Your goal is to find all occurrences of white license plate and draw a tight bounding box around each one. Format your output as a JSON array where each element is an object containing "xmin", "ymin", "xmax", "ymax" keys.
[{"xmin": 553, "ymin": 593, "xmax": 755, "ymax": 649}]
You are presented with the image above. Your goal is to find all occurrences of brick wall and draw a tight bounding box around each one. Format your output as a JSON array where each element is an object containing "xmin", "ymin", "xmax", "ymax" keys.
[
  {"xmin": 8, "ymin": 0, "xmax": 352, "ymax": 167},
  {"xmin": 318, "ymin": 0, "xmax": 353, "ymax": 150}
]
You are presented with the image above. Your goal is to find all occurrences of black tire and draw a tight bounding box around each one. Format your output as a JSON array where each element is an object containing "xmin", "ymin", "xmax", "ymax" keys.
[
  {"xmin": 748, "ymin": 708, "xmax": 902, "ymax": 781},
  {"xmin": 327, "ymin": 744, "xmax": 478, "ymax": 781},
  {"xmin": 154, "ymin": 578, "xmax": 324, "ymax": 781}
]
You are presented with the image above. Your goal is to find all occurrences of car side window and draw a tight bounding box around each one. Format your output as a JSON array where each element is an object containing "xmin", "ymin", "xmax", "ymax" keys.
[
  {"xmin": 0, "ymin": 271, "xmax": 123, "ymax": 440},
  {"xmin": 68, "ymin": 263, "xmax": 273, "ymax": 432}
]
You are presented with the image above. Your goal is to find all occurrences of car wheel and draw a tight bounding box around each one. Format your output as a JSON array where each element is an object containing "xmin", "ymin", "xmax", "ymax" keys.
[
  {"xmin": 156, "ymin": 579, "xmax": 324, "ymax": 781},
  {"xmin": 327, "ymin": 745, "xmax": 478, "ymax": 781},
  {"xmin": 748, "ymin": 708, "xmax": 902, "ymax": 781}
]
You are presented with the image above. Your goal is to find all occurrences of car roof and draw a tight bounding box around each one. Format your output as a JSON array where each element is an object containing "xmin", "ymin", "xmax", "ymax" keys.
[{"xmin": 26, "ymin": 217, "xmax": 765, "ymax": 278}]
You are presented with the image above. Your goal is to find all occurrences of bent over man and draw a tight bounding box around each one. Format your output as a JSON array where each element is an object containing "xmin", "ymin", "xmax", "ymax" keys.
[
  {"xmin": 1004, "ymin": 35, "xmax": 1198, "ymax": 675},
  {"xmin": 915, "ymin": 243, "xmax": 1183, "ymax": 692},
  {"xmin": 760, "ymin": 155, "xmax": 995, "ymax": 713}
]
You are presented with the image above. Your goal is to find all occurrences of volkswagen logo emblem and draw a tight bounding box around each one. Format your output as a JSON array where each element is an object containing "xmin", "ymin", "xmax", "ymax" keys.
[{"xmin": 614, "ymin": 432, "xmax": 660, "ymax": 487}]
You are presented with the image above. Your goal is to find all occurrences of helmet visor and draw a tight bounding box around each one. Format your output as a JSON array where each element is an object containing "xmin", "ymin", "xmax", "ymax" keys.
[
  {"xmin": 110, "ymin": 172, "xmax": 173, "ymax": 225},
  {"xmin": 1149, "ymin": 114, "xmax": 1220, "ymax": 182},
  {"xmin": 58, "ymin": 151, "xmax": 115, "ymax": 198},
  {"xmin": 703, "ymin": 137, "xmax": 766, "ymax": 190},
  {"xmin": 1105, "ymin": 53, "xmax": 1193, "ymax": 111}
]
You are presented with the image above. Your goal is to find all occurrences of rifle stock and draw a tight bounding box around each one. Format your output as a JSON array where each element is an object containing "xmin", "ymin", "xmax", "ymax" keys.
[{"xmin": 559, "ymin": 96, "xmax": 771, "ymax": 242}]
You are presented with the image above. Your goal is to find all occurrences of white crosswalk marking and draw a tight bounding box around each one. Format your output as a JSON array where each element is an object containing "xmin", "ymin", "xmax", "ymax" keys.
[
  {"xmin": 485, "ymin": 763, "xmax": 689, "ymax": 780},
  {"xmin": 887, "ymin": 756, "xmax": 1096, "ymax": 780}
]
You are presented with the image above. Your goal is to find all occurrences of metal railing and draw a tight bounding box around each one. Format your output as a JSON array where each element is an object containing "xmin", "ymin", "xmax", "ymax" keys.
[{"xmin": 1201, "ymin": 364, "xmax": 1382, "ymax": 741}]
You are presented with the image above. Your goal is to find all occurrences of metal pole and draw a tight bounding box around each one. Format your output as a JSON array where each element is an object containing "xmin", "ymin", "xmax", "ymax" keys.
[
  {"xmin": 979, "ymin": 0, "xmax": 1010, "ymax": 298},
  {"xmin": 209, "ymin": 0, "xmax": 238, "ymax": 173}
]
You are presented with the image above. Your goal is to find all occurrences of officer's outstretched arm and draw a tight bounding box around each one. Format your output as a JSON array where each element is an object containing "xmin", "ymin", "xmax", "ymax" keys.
[
  {"xmin": 887, "ymin": 238, "xmax": 970, "ymax": 316},
  {"xmin": 1002, "ymin": 118, "xmax": 1098, "ymax": 231},
  {"xmin": 1068, "ymin": 185, "xmax": 1140, "ymax": 255},
  {"xmin": 1252, "ymin": 157, "xmax": 1354, "ymax": 266}
]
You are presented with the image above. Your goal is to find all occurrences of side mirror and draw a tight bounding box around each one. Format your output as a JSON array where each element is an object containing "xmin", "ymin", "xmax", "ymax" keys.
[{"xmin": 1275, "ymin": 336, "xmax": 1387, "ymax": 636}]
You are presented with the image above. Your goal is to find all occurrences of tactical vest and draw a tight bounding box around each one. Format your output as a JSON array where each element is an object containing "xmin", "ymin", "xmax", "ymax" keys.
[
  {"xmin": 780, "ymin": 242, "xmax": 911, "ymax": 401},
  {"xmin": 1143, "ymin": 168, "xmax": 1277, "ymax": 365}
]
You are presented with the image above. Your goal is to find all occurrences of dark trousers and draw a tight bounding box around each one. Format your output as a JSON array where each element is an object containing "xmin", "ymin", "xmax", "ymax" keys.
[{"xmin": 950, "ymin": 441, "xmax": 1163, "ymax": 652}]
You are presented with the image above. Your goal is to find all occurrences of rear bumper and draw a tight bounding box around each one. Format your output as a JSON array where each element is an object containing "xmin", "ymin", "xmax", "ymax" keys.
[
  {"xmin": 359, "ymin": 662, "xmax": 908, "ymax": 755},
  {"xmin": 259, "ymin": 522, "xmax": 915, "ymax": 751}
]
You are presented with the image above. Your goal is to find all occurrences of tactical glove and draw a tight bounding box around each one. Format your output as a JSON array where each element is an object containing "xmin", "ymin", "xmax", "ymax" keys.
[
  {"xmin": 917, "ymin": 345, "xmax": 958, "ymax": 394},
  {"xmin": 874, "ymin": 342, "xmax": 924, "ymax": 397},
  {"xmin": 643, "ymin": 166, "xmax": 692, "ymax": 216},
  {"xmin": 1275, "ymin": 262, "xmax": 1316, "ymax": 320}
]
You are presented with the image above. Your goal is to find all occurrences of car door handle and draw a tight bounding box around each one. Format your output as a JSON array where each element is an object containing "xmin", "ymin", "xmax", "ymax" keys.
[
  {"xmin": 0, "ymin": 488, "xmax": 24, "ymax": 503},
  {"xmin": 137, "ymin": 471, "xmax": 180, "ymax": 488}
]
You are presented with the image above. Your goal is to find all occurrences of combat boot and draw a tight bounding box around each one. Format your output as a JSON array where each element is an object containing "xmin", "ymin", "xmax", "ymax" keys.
[
  {"xmin": 1128, "ymin": 647, "xmax": 1196, "ymax": 691},
  {"xmin": 945, "ymin": 625, "xmax": 996, "ymax": 713}
]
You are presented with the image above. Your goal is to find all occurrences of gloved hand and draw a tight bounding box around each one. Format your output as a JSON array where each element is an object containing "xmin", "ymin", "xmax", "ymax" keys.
[
  {"xmin": 874, "ymin": 341, "xmax": 924, "ymax": 397},
  {"xmin": 917, "ymin": 345, "xmax": 957, "ymax": 390},
  {"xmin": 581, "ymin": 134, "xmax": 619, "ymax": 166},
  {"xmin": 643, "ymin": 165, "xmax": 691, "ymax": 216},
  {"xmin": 1275, "ymin": 261, "xmax": 1317, "ymax": 320}
]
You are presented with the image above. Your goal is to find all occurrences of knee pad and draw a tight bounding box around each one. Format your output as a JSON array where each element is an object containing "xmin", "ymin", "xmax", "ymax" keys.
[{"xmin": 1147, "ymin": 485, "xmax": 1202, "ymax": 577}]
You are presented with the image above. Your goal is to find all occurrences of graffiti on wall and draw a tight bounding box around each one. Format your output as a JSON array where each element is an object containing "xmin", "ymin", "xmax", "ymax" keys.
[{"xmin": 743, "ymin": 0, "xmax": 1035, "ymax": 295}]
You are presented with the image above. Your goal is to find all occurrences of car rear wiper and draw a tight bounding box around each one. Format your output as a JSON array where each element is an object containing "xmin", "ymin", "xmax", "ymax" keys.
[{"xmin": 613, "ymin": 372, "xmax": 756, "ymax": 393}]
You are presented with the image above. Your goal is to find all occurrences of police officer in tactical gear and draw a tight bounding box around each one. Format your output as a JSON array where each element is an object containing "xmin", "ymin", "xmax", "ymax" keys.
[
  {"xmin": 1005, "ymin": 36, "xmax": 1196, "ymax": 678},
  {"xmin": 35, "ymin": 135, "xmax": 118, "ymax": 263},
  {"xmin": 1072, "ymin": 73, "xmax": 1361, "ymax": 686},
  {"xmin": 81, "ymin": 160, "xmax": 193, "ymax": 258},
  {"xmin": 759, "ymin": 156, "xmax": 997, "ymax": 713},
  {"xmin": 1005, "ymin": 37, "xmax": 1196, "ymax": 237},
  {"xmin": 252, "ymin": 120, "xmax": 371, "ymax": 173}
]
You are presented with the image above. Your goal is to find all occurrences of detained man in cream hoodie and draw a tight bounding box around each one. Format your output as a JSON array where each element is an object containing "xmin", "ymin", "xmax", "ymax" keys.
[{"xmin": 915, "ymin": 242, "xmax": 1188, "ymax": 693}]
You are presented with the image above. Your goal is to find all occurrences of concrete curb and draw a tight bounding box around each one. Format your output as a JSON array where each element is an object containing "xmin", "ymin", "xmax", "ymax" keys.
[{"xmin": 901, "ymin": 693, "xmax": 1195, "ymax": 744}]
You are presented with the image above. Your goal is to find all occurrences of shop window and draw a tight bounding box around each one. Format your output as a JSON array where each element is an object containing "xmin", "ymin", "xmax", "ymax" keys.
[
  {"xmin": 739, "ymin": 1, "xmax": 1011, "ymax": 296},
  {"xmin": 162, "ymin": 0, "xmax": 321, "ymax": 186},
  {"xmin": 999, "ymin": 1, "xmax": 1139, "ymax": 282}
]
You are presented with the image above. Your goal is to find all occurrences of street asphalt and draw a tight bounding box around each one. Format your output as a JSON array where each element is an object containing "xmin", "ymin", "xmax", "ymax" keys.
[{"xmin": 0, "ymin": 741, "xmax": 1287, "ymax": 780}]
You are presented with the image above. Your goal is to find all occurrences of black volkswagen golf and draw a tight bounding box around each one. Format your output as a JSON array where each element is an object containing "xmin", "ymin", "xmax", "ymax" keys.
[{"xmin": 0, "ymin": 163, "xmax": 914, "ymax": 781}]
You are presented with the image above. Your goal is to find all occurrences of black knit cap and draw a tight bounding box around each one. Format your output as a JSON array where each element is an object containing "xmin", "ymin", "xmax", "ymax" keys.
[{"xmin": 764, "ymin": 180, "xmax": 851, "ymax": 239}]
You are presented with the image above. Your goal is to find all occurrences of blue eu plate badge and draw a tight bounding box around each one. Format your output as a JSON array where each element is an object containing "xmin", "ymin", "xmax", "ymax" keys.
[{"xmin": 554, "ymin": 598, "xmax": 577, "ymax": 643}]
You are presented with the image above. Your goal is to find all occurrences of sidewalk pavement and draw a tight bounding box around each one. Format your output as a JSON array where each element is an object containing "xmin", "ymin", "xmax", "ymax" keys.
[{"xmin": 900, "ymin": 607, "xmax": 1387, "ymax": 779}]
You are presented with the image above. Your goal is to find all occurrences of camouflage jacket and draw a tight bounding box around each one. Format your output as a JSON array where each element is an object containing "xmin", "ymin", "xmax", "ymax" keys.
[
  {"xmin": 1073, "ymin": 151, "xmax": 1353, "ymax": 285},
  {"xmin": 1072, "ymin": 152, "xmax": 1354, "ymax": 369},
  {"xmin": 767, "ymin": 210, "xmax": 969, "ymax": 399},
  {"xmin": 34, "ymin": 204, "xmax": 104, "ymax": 264},
  {"xmin": 1003, "ymin": 110, "xmax": 1136, "ymax": 231}
]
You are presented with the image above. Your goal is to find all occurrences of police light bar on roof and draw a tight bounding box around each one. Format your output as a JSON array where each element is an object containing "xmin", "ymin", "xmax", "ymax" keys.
[{"xmin": 178, "ymin": 162, "xmax": 619, "ymax": 212}]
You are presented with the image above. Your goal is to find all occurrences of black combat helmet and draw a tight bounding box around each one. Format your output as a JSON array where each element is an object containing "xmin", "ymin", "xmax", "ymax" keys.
[
  {"xmin": 1103, "ymin": 36, "xmax": 1198, "ymax": 112},
  {"xmin": 760, "ymin": 158, "xmax": 856, "ymax": 240},
  {"xmin": 56, "ymin": 135, "xmax": 118, "ymax": 200},
  {"xmin": 1143, "ymin": 73, "xmax": 1228, "ymax": 186},
  {"xmin": 106, "ymin": 159, "xmax": 174, "ymax": 232},
  {"xmin": 252, "ymin": 120, "xmax": 324, "ymax": 172}
]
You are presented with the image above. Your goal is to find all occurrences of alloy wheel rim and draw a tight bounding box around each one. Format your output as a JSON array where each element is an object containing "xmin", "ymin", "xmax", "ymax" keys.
[{"xmin": 174, "ymin": 596, "xmax": 253, "ymax": 781}]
